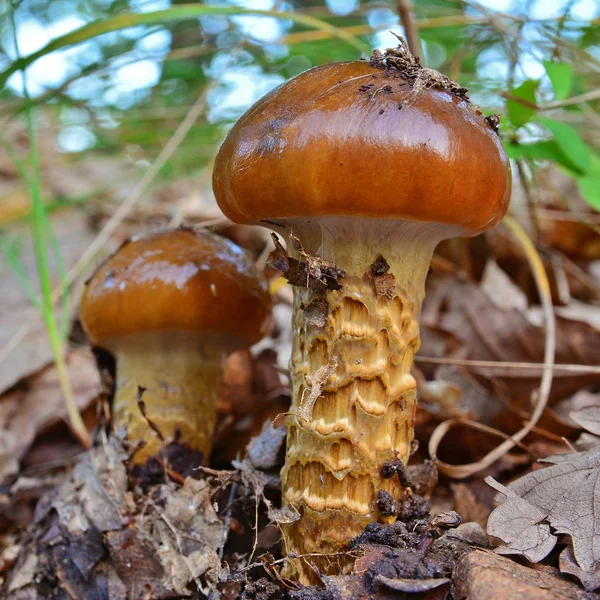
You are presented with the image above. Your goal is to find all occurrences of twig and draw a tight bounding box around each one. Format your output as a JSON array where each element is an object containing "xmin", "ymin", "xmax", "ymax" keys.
[
  {"xmin": 396, "ymin": 0, "xmax": 422, "ymax": 60},
  {"xmin": 429, "ymin": 216, "xmax": 556, "ymax": 478},
  {"xmin": 208, "ymin": 478, "xmax": 238, "ymax": 600},
  {"xmin": 499, "ymin": 87, "xmax": 600, "ymax": 110},
  {"xmin": 154, "ymin": 502, "xmax": 204, "ymax": 593},
  {"xmin": 414, "ymin": 356, "xmax": 600, "ymax": 375},
  {"xmin": 516, "ymin": 160, "xmax": 540, "ymax": 241}
]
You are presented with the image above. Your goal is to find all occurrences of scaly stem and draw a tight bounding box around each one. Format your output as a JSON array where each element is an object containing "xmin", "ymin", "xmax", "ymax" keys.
[
  {"xmin": 110, "ymin": 332, "xmax": 224, "ymax": 463},
  {"xmin": 278, "ymin": 219, "xmax": 448, "ymax": 583}
]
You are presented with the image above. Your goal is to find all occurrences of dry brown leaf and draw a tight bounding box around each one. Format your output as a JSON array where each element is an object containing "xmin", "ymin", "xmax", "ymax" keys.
[
  {"xmin": 455, "ymin": 549, "xmax": 593, "ymax": 600},
  {"xmin": 486, "ymin": 446, "xmax": 600, "ymax": 590},
  {"xmin": 0, "ymin": 210, "xmax": 97, "ymax": 394},
  {"xmin": 431, "ymin": 274, "xmax": 600, "ymax": 410},
  {"xmin": 481, "ymin": 260, "xmax": 528, "ymax": 312},
  {"xmin": 4, "ymin": 438, "xmax": 224, "ymax": 598},
  {"xmin": 550, "ymin": 390, "xmax": 600, "ymax": 430},
  {"xmin": 266, "ymin": 233, "xmax": 345, "ymax": 291},
  {"xmin": 0, "ymin": 349, "xmax": 100, "ymax": 480},
  {"xmin": 365, "ymin": 255, "xmax": 396, "ymax": 300},
  {"xmin": 246, "ymin": 422, "xmax": 286, "ymax": 471},
  {"xmin": 570, "ymin": 406, "xmax": 600, "ymax": 436}
]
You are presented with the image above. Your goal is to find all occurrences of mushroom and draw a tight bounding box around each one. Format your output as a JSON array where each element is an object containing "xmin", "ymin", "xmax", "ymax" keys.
[
  {"xmin": 80, "ymin": 228, "xmax": 272, "ymax": 465},
  {"xmin": 213, "ymin": 41, "xmax": 511, "ymax": 582}
]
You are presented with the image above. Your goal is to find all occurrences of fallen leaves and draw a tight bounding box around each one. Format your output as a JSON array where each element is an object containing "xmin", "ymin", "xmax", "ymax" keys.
[
  {"xmin": 486, "ymin": 439, "xmax": 600, "ymax": 590},
  {"xmin": 0, "ymin": 349, "xmax": 99, "ymax": 481},
  {"xmin": 454, "ymin": 549, "xmax": 592, "ymax": 600},
  {"xmin": 3, "ymin": 437, "xmax": 225, "ymax": 598},
  {"xmin": 0, "ymin": 210, "xmax": 98, "ymax": 394},
  {"xmin": 570, "ymin": 406, "xmax": 600, "ymax": 436},
  {"xmin": 266, "ymin": 234, "xmax": 345, "ymax": 291}
]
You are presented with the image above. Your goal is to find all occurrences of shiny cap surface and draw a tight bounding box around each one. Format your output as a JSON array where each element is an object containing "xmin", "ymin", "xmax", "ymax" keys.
[
  {"xmin": 213, "ymin": 57, "xmax": 511, "ymax": 234},
  {"xmin": 80, "ymin": 228, "xmax": 272, "ymax": 347}
]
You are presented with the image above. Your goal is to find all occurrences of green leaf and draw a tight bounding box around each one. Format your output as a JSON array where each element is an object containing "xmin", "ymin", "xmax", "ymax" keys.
[
  {"xmin": 577, "ymin": 176, "xmax": 600, "ymax": 211},
  {"xmin": 507, "ymin": 80, "xmax": 538, "ymax": 128},
  {"xmin": 538, "ymin": 118, "xmax": 591, "ymax": 174},
  {"xmin": 543, "ymin": 60, "xmax": 574, "ymax": 100},
  {"xmin": 505, "ymin": 140, "xmax": 579, "ymax": 175}
]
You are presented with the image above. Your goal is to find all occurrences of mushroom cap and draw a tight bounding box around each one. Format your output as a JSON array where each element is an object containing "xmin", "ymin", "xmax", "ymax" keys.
[
  {"xmin": 80, "ymin": 228, "xmax": 272, "ymax": 348},
  {"xmin": 213, "ymin": 59, "xmax": 511, "ymax": 235}
]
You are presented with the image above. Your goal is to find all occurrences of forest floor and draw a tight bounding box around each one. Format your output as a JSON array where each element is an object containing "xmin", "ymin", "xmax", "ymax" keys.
[{"xmin": 0, "ymin": 159, "xmax": 599, "ymax": 599}]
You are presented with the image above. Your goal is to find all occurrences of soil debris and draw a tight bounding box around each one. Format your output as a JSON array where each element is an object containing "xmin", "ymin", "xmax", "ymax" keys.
[
  {"xmin": 366, "ymin": 255, "xmax": 396, "ymax": 300},
  {"xmin": 369, "ymin": 35, "xmax": 470, "ymax": 103},
  {"xmin": 302, "ymin": 296, "xmax": 328, "ymax": 328},
  {"xmin": 267, "ymin": 234, "xmax": 345, "ymax": 291},
  {"xmin": 376, "ymin": 490, "xmax": 398, "ymax": 517},
  {"xmin": 381, "ymin": 457, "xmax": 412, "ymax": 487}
]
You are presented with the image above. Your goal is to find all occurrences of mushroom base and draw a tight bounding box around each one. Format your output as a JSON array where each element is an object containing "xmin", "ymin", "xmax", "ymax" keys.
[
  {"xmin": 109, "ymin": 332, "xmax": 224, "ymax": 464},
  {"xmin": 279, "ymin": 220, "xmax": 443, "ymax": 584}
]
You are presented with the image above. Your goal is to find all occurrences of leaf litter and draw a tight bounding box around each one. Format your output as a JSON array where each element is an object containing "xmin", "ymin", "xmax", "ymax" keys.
[{"xmin": 486, "ymin": 412, "xmax": 600, "ymax": 591}]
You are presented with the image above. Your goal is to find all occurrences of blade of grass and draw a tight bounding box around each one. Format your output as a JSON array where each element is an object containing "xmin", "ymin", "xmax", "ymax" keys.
[
  {"xmin": 9, "ymin": 0, "xmax": 89, "ymax": 448},
  {"xmin": 0, "ymin": 130, "xmax": 70, "ymax": 340},
  {"xmin": 0, "ymin": 236, "xmax": 42, "ymax": 311},
  {"xmin": 0, "ymin": 4, "xmax": 370, "ymax": 88}
]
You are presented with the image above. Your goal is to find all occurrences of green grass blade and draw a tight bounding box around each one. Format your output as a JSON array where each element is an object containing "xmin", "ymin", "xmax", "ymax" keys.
[{"xmin": 9, "ymin": 0, "xmax": 89, "ymax": 448}]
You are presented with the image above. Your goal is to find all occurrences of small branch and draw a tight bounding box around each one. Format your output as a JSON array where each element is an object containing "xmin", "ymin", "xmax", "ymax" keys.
[
  {"xmin": 396, "ymin": 0, "xmax": 422, "ymax": 60},
  {"xmin": 500, "ymin": 88, "xmax": 600, "ymax": 111},
  {"xmin": 429, "ymin": 216, "xmax": 556, "ymax": 479},
  {"xmin": 516, "ymin": 159, "xmax": 540, "ymax": 242}
]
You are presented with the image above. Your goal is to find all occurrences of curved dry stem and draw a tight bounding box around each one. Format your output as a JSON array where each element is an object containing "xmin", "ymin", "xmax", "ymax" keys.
[{"xmin": 429, "ymin": 215, "xmax": 556, "ymax": 478}]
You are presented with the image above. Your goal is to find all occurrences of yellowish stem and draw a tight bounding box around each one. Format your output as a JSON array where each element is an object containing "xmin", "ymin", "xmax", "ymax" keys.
[
  {"xmin": 110, "ymin": 332, "xmax": 224, "ymax": 464},
  {"xmin": 278, "ymin": 219, "xmax": 449, "ymax": 583}
]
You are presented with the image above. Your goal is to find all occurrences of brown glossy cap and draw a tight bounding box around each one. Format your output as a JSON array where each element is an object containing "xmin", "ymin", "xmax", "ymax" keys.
[
  {"xmin": 80, "ymin": 228, "xmax": 272, "ymax": 348},
  {"xmin": 213, "ymin": 48, "xmax": 511, "ymax": 235}
]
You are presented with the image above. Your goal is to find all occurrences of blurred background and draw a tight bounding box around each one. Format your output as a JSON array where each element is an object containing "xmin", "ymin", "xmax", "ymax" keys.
[{"xmin": 0, "ymin": 0, "xmax": 599, "ymax": 493}]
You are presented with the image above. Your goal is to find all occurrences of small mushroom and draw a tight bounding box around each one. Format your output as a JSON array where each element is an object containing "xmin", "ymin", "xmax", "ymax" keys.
[
  {"xmin": 213, "ymin": 42, "xmax": 511, "ymax": 582},
  {"xmin": 80, "ymin": 228, "xmax": 272, "ymax": 465}
]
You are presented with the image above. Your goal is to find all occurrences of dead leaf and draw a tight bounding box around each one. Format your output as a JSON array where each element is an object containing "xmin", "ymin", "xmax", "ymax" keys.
[
  {"xmin": 550, "ymin": 390, "xmax": 600, "ymax": 430},
  {"xmin": 303, "ymin": 296, "xmax": 328, "ymax": 328},
  {"xmin": 4, "ymin": 437, "xmax": 225, "ymax": 598},
  {"xmin": 246, "ymin": 422, "xmax": 286, "ymax": 471},
  {"xmin": 0, "ymin": 349, "xmax": 100, "ymax": 481},
  {"xmin": 266, "ymin": 503, "xmax": 301, "ymax": 526},
  {"xmin": 0, "ymin": 211, "xmax": 97, "ymax": 394},
  {"xmin": 486, "ymin": 446, "xmax": 600, "ymax": 590},
  {"xmin": 266, "ymin": 233, "xmax": 345, "ymax": 291},
  {"xmin": 455, "ymin": 549, "xmax": 593, "ymax": 599},
  {"xmin": 570, "ymin": 406, "xmax": 600, "ymax": 436},
  {"xmin": 481, "ymin": 260, "xmax": 528, "ymax": 312},
  {"xmin": 559, "ymin": 546, "xmax": 600, "ymax": 593},
  {"xmin": 486, "ymin": 478, "xmax": 557, "ymax": 563}
]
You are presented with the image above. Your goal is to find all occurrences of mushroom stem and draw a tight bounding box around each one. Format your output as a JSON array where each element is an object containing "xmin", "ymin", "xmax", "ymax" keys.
[
  {"xmin": 280, "ymin": 220, "xmax": 453, "ymax": 583},
  {"xmin": 109, "ymin": 332, "xmax": 225, "ymax": 463}
]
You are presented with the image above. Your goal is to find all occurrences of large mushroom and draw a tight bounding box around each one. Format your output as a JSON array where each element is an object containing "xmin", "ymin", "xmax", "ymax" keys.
[
  {"xmin": 80, "ymin": 228, "xmax": 272, "ymax": 466},
  {"xmin": 213, "ymin": 42, "xmax": 511, "ymax": 582}
]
